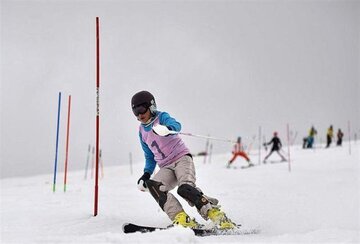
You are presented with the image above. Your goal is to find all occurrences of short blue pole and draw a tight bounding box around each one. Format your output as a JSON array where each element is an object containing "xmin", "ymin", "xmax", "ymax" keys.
[{"xmin": 53, "ymin": 92, "xmax": 61, "ymax": 192}]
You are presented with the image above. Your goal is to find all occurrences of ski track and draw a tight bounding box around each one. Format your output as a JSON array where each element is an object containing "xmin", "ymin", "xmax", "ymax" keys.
[{"xmin": 1, "ymin": 143, "xmax": 359, "ymax": 243}]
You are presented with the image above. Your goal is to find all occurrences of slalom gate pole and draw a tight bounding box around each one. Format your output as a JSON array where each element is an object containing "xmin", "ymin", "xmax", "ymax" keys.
[
  {"xmin": 291, "ymin": 131, "xmax": 298, "ymax": 146},
  {"xmin": 94, "ymin": 16, "xmax": 100, "ymax": 217},
  {"xmin": 63, "ymin": 95, "xmax": 71, "ymax": 192},
  {"xmin": 355, "ymin": 132, "xmax": 357, "ymax": 144},
  {"xmin": 263, "ymin": 135, "xmax": 267, "ymax": 152},
  {"xmin": 203, "ymin": 138, "xmax": 209, "ymax": 164},
  {"xmin": 348, "ymin": 120, "xmax": 351, "ymax": 155},
  {"xmin": 129, "ymin": 152, "xmax": 133, "ymax": 175},
  {"xmin": 258, "ymin": 126, "xmax": 262, "ymax": 165},
  {"xmin": 84, "ymin": 144, "xmax": 91, "ymax": 180},
  {"xmin": 208, "ymin": 143, "xmax": 213, "ymax": 164},
  {"xmin": 91, "ymin": 146, "xmax": 95, "ymax": 179},
  {"xmin": 287, "ymin": 123, "xmax": 291, "ymax": 172},
  {"xmin": 52, "ymin": 92, "xmax": 62, "ymax": 192},
  {"xmin": 246, "ymin": 135, "xmax": 256, "ymax": 155},
  {"xmin": 100, "ymin": 149, "xmax": 104, "ymax": 179}
]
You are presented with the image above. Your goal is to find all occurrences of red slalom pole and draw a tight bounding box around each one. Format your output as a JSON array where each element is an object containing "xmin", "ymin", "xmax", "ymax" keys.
[
  {"xmin": 64, "ymin": 95, "xmax": 72, "ymax": 192},
  {"xmin": 94, "ymin": 17, "xmax": 100, "ymax": 217}
]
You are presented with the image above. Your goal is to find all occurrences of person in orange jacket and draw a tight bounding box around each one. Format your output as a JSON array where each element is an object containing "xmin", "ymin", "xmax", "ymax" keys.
[{"xmin": 227, "ymin": 137, "xmax": 253, "ymax": 168}]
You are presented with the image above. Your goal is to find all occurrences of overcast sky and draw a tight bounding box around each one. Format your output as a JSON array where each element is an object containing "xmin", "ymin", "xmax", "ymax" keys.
[{"xmin": 1, "ymin": 0, "xmax": 359, "ymax": 178}]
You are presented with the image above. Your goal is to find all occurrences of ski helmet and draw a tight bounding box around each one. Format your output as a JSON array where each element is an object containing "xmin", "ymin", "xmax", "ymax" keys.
[{"xmin": 131, "ymin": 91, "xmax": 157, "ymax": 116}]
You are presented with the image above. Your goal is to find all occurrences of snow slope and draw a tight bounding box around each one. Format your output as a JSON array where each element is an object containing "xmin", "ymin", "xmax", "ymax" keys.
[{"xmin": 1, "ymin": 143, "xmax": 359, "ymax": 243}]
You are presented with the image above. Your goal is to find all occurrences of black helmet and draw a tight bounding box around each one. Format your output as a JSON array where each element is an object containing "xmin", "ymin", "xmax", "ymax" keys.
[{"xmin": 131, "ymin": 91, "xmax": 157, "ymax": 116}]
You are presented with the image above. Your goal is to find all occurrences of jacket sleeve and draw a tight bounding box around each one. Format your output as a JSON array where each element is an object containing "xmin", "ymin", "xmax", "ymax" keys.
[
  {"xmin": 159, "ymin": 112, "xmax": 181, "ymax": 132},
  {"xmin": 139, "ymin": 131, "xmax": 156, "ymax": 174},
  {"xmin": 268, "ymin": 138, "xmax": 274, "ymax": 145}
]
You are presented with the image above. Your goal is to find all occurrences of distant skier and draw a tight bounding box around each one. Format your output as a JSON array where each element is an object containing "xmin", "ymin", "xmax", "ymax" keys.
[
  {"xmin": 336, "ymin": 128, "xmax": 344, "ymax": 146},
  {"xmin": 303, "ymin": 126, "xmax": 317, "ymax": 149},
  {"xmin": 263, "ymin": 132, "xmax": 287, "ymax": 163},
  {"xmin": 227, "ymin": 136, "xmax": 253, "ymax": 168},
  {"xmin": 131, "ymin": 91, "xmax": 236, "ymax": 230},
  {"xmin": 326, "ymin": 125, "xmax": 334, "ymax": 148}
]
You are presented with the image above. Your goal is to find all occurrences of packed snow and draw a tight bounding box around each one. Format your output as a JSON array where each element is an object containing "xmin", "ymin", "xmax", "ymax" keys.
[{"xmin": 1, "ymin": 142, "xmax": 359, "ymax": 243}]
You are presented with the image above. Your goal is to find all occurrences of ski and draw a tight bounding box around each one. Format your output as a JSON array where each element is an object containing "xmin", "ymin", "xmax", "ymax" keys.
[
  {"xmin": 240, "ymin": 163, "xmax": 256, "ymax": 169},
  {"xmin": 228, "ymin": 163, "xmax": 256, "ymax": 170},
  {"xmin": 123, "ymin": 223, "xmax": 168, "ymax": 233},
  {"xmin": 268, "ymin": 160, "xmax": 287, "ymax": 164},
  {"xmin": 192, "ymin": 226, "xmax": 260, "ymax": 236},
  {"xmin": 122, "ymin": 222, "xmax": 260, "ymax": 236}
]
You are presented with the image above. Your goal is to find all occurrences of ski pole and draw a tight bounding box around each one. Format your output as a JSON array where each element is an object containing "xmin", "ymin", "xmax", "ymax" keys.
[{"xmin": 169, "ymin": 131, "xmax": 237, "ymax": 143}]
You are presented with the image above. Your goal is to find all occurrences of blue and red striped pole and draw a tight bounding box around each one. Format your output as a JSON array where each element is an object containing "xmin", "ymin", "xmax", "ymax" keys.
[{"xmin": 53, "ymin": 92, "xmax": 62, "ymax": 192}]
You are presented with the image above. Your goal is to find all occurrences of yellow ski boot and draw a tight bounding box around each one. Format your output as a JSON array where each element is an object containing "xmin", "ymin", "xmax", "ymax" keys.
[
  {"xmin": 173, "ymin": 211, "xmax": 200, "ymax": 229},
  {"xmin": 208, "ymin": 208, "xmax": 236, "ymax": 230}
]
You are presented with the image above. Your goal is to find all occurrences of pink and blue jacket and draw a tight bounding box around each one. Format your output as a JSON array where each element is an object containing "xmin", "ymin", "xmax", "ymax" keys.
[{"xmin": 139, "ymin": 111, "xmax": 190, "ymax": 175}]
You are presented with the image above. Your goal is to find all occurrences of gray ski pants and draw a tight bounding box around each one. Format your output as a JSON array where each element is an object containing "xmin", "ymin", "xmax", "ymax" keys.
[{"xmin": 152, "ymin": 154, "xmax": 200, "ymax": 220}]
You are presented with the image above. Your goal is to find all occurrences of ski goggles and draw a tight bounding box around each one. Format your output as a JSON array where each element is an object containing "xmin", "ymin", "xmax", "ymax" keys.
[{"xmin": 132, "ymin": 104, "xmax": 148, "ymax": 116}]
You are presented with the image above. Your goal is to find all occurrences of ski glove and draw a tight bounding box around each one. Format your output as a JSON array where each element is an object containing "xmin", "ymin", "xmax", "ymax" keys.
[
  {"xmin": 152, "ymin": 124, "xmax": 173, "ymax": 136},
  {"xmin": 137, "ymin": 172, "xmax": 151, "ymax": 192}
]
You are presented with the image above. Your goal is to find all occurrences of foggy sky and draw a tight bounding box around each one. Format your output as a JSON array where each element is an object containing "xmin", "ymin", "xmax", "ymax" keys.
[{"xmin": 1, "ymin": 0, "xmax": 359, "ymax": 178}]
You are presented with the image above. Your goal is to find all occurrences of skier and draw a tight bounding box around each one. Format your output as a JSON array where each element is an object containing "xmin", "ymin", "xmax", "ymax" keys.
[
  {"xmin": 336, "ymin": 128, "xmax": 344, "ymax": 146},
  {"xmin": 131, "ymin": 91, "xmax": 236, "ymax": 230},
  {"xmin": 303, "ymin": 126, "xmax": 317, "ymax": 149},
  {"xmin": 307, "ymin": 126, "xmax": 317, "ymax": 148},
  {"xmin": 263, "ymin": 131, "xmax": 287, "ymax": 163},
  {"xmin": 326, "ymin": 125, "xmax": 334, "ymax": 148},
  {"xmin": 227, "ymin": 136, "xmax": 253, "ymax": 168}
]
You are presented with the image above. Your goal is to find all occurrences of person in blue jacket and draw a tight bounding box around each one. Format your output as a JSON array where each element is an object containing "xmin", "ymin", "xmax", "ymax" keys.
[{"xmin": 132, "ymin": 90, "xmax": 236, "ymax": 230}]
